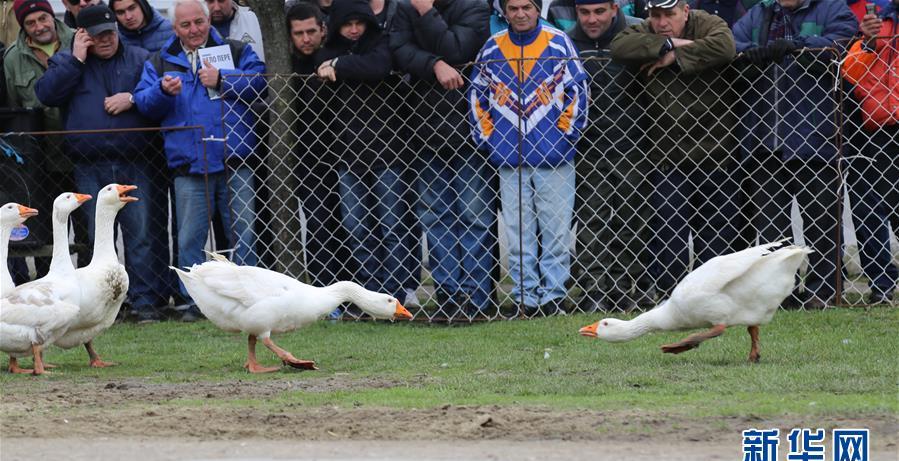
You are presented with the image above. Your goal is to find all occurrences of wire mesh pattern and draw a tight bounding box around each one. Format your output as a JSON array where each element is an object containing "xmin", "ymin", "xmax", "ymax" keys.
[{"xmin": 2, "ymin": 44, "xmax": 897, "ymax": 322}]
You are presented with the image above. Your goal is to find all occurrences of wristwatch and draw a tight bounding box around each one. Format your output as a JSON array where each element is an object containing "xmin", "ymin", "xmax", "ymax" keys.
[
  {"xmin": 659, "ymin": 37, "xmax": 675, "ymax": 57},
  {"xmin": 128, "ymin": 93, "xmax": 134, "ymax": 104}
]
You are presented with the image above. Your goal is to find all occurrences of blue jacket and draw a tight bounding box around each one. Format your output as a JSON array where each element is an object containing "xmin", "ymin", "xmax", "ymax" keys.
[
  {"xmin": 118, "ymin": 6, "xmax": 174, "ymax": 54},
  {"xmin": 34, "ymin": 43, "xmax": 154, "ymax": 162},
  {"xmin": 469, "ymin": 24, "xmax": 589, "ymax": 167},
  {"xmin": 132, "ymin": 30, "xmax": 266, "ymax": 174},
  {"xmin": 733, "ymin": 0, "xmax": 857, "ymax": 162}
]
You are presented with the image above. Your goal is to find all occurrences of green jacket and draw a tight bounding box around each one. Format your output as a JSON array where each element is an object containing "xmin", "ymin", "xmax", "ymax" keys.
[
  {"xmin": 4, "ymin": 19, "xmax": 74, "ymax": 130},
  {"xmin": 610, "ymin": 10, "xmax": 737, "ymax": 170},
  {"xmin": 3, "ymin": 19, "xmax": 74, "ymax": 171}
]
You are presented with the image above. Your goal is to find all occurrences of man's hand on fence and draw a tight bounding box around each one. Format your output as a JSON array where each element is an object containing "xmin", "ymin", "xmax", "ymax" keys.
[
  {"xmin": 317, "ymin": 60, "xmax": 337, "ymax": 82},
  {"xmin": 161, "ymin": 75, "xmax": 182, "ymax": 96},
  {"xmin": 641, "ymin": 50, "xmax": 677, "ymax": 77},
  {"xmin": 744, "ymin": 46, "xmax": 772, "ymax": 66},
  {"xmin": 859, "ymin": 14, "xmax": 882, "ymax": 39},
  {"xmin": 434, "ymin": 60, "xmax": 464, "ymax": 90},
  {"xmin": 104, "ymin": 92, "xmax": 133, "ymax": 115},
  {"xmin": 199, "ymin": 60, "xmax": 221, "ymax": 89},
  {"xmin": 769, "ymin": 39, "xmax": 800, "ymax": 63},
  {"xmin": 411, "ymin": 0, "xmax": 434, "ymax": 15}
]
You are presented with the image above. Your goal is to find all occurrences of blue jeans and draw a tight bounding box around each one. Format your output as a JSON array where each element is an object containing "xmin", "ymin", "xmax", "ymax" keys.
[
  {"xmin": 647, "ymin": 166, "xmax": 740, "ymax": 294},
  {"xmin": 338, "ymin": 167, "xmax": 415, "ymax": 301},
  {"xmin": 73, "ymin": 161, "xmax": 170, "ymax": 310},
  {"xmin": 499, "ymin": 164, "xmax": 575, "ymax": 307},
  {"xmin": 416, "ymin": 152, "xmax": 495, "ymax": 310},
  {"xmin": 175, "ymin": 167, "xmax": 258, "ymax": 299},
  {"xmin": 846, "ymin": 156, "xmax": 898, "ymax": 295}
]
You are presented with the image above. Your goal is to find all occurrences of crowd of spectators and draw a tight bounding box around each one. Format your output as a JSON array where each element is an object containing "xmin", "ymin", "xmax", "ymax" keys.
[{"xmin": 2, "ymin": 0, "xmax": 896, "ymax": 322}]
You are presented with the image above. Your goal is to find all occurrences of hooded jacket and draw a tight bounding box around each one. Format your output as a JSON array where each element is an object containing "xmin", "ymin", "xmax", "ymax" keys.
[
  {"xmin": 390, "ymin": 0, "xmax": 490, "ymax": 152},
  {"xmin": 841, "ymin": 3, "xmax": 898, "ymax": 131},
  {"xmin": 132, "ymin": 29, "xmax": 266, "ymax": 174},
  {"xmin": 732, "ymin": 0, "xmax": 857, "ymax": 162},
  {"xmin": 314, "ymin": 0, "xmax": 410, "ymax": 171},
  {"xmin": 4, "ymin": 19, "xmax": 74, "ymax": 171},
  {"xmin": 568, "ymin": 10, "xmax": 644, "ymax": 161},
  {"xmin": 108, "ymin": 0, "xmax": 174, "ymax": 54}
]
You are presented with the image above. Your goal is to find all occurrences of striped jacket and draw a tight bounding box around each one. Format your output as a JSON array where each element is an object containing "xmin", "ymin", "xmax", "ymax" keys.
[{"xmin": 469, "ymin": 24, "xmax": 588, "ymax": 168}]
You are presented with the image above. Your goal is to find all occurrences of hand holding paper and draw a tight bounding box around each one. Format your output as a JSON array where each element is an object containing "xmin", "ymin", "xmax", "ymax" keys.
[{"xmin": 199, "ymin": 59, "xmax": 220, "ymax": 89}]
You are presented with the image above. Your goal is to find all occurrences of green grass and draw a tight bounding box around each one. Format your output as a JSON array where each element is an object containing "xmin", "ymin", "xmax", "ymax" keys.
[{"xmin": 2, "ymin": 308, "xmax": 896, "ymax": 417}]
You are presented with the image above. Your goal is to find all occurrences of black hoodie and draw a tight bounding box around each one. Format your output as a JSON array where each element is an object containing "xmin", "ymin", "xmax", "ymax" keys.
[{"xmin": 313, "ymin": 0, "xmax": 409, "ymax": 172}]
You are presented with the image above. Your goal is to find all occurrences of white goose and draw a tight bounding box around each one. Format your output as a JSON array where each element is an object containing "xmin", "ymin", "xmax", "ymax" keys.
[
  {"xmin": 1, "ymin": 202, "xmax": 39, "ymax": 296},
  {"xmin": 579, "ymin": 240, "xmax": 811, "ymax": 362},
  {"xmin": 54, "ymin": 184, "xmax": 137, "ymax": 368},
  {"xmin": 172, "ymin": 252, "xmax": 414, "ymax": 373},
  {"xmin": 1, "ymin": 193, "xmax": 90, "ymax": 374}
]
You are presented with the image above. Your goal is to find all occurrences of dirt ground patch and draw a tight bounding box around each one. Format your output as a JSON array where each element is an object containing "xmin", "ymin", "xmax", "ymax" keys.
[{"xmin": 1, "ymin": 377, "xmax": 896, "ymax": 460}]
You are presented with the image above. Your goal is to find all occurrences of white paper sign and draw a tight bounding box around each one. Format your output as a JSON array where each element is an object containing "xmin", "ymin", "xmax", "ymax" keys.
[{"xmin": 198, "ymin": 45, "xmax": 234, "ymax": 100}]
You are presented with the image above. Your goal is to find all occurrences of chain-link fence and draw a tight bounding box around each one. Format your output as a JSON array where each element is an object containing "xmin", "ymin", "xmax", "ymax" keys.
[{"xmin": 3, "ymin": 43, "xmax": 897, "ymax": 322}]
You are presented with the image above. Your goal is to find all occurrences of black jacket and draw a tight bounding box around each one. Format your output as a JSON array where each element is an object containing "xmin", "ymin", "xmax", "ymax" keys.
[
  {"xmin": 568, "ymin": 11, "xmax": 645, "ymax": 161},
  {"xmin": 390, "ymin": 0, "xmax": 489, "ymax": 152},
  {"xmin": 315, "ymin": 0, "xmax": 408, "ymax": 171}
]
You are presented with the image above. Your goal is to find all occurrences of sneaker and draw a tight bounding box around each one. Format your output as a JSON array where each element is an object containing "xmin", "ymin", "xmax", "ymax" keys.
[
  {"xmin": 180, "ymin": 305, "xmax": 204, "ymax": 322},
  {"xmin": 868, "ymin": 290, "xmax": 893, "ymax": 305},
  {"xmin": 539, "ymin": 299, "xmax": 567, "ymax": 316},
  {"xmin": 632, "ymin": 288, "xmax": 658, "ymax": 308},
  {"xmin": 577, "ymin": 291, "xmax": 610, "ymax": 313},
  {"xmin": 610, "ymin": 293, "xmax": 639, "ymax": 312},
  {"xmin": 133, "ymin": 308, "xmax": 163, "ymax": 325},
  {"xmin": 404, "ymin": 288, "xmax": 421, "ymax": 308}
]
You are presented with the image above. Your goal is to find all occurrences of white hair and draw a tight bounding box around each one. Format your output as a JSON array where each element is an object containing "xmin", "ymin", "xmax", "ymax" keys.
[{"xmin": 173, "ymin": 0, "xmax": 210, "ymax": 18}]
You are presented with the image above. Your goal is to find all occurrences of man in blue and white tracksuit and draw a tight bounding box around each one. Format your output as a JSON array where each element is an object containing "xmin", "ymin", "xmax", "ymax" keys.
[{"xmin": 470, "ymin": 0, "xmax": 588, "ymax": 316}]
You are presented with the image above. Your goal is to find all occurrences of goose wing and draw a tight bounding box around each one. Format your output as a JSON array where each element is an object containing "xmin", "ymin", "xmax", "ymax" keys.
[{"xmin": 673, "ymin": 240, "xmax": 791, "ymax": 299}]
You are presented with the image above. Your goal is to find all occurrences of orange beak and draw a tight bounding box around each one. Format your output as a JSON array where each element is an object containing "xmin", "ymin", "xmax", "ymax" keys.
[
  {"xmin": 74, "ymin": 193, "xmax": 92, "ymax": 204},
  {"xmin": 116, "ymin": 184, "xmax": 139, "ymax": 202},
  {"xmin": 579, "ymin": 322, "xmax": 599, "ymax": 338},
  {"xmin": 393, "ymin": 302, "xmax": 413, "ymax": 320},
  {"xmin": 17, "ymin": 205, "xmax": 38, "ymax": 219}
]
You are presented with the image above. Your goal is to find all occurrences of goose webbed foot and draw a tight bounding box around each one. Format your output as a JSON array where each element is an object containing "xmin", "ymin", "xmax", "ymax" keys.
[
  {"xmin": 661, "ymin": 324, "xmax": 727, "ymax": 355},
  {"xmin": 8, "ymin": 358, "xmax": 33, "ymax": 374},
  {"xmin": 85, "ymin": 341, "xmax": 116, "ymax": 368},
  {"xmin": 261, "ymin": 336, "xmax": 318, "ymax": 371},
  {"xmin": 282, "ymin": 358, "xmax": 318, "ymax": 370}
]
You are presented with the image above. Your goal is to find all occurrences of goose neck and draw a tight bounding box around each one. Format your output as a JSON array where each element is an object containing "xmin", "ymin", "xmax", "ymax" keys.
[
  {"xmin": 49, "ymin": 210, "xmax": 75, "ymax": 274},
  {"xmin": 620, "ymin": 307, "xmax": 666, "ymax": 340},
  {"xmin": 92, "ymin": 205, "xmax": 119, "ymax": 262}
]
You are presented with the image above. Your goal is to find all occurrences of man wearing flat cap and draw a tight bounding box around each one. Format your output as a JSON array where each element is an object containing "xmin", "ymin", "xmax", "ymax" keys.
[
  {"xmin": 34, "ymin": 4, "xmax": 172, "ymax": 324},
  {"xmin": 568, "ymin": 0, "xmax": 654, "ymax": 313},
  {"xmin": 610, "ymin": 0, "xmax": 739, "ymax": 300}
]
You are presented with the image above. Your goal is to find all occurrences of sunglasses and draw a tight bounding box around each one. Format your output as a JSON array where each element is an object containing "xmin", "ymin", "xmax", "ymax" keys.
[{"xmin": 67, "ymin": 0, "xmax": 92, "ymax": 6}]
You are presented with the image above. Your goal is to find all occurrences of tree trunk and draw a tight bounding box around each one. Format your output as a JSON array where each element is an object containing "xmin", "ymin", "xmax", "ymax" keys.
[{"xmin": 244, "ymin": 0, "xmax": 304, "ymax": 277}]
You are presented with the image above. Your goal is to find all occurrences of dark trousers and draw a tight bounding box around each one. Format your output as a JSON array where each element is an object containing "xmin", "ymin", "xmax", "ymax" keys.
[
  {"xmin": 751, "ymin": 156, "xmax": 841, "ymax": 300},
  {"xmin": 575, "ymin": 154, "xmax": 652, "ymax": 296},
  {"xmin": 846, "ymin": 153, "xmax": 898, "ymax": 296},
  {"xmin": 647, "ymin": 165, "xmax": 740, "ymax": 294},
  {"xmin": 298, "ymin": 162, "xmax": 353, "ymax": 286}
]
